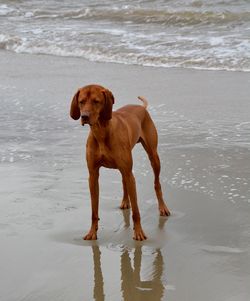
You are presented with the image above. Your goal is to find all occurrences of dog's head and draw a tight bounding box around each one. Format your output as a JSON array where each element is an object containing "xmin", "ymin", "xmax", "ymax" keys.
[{"xmin": 70, "ymin": 84, "xmax": 115, "ymax": 126}]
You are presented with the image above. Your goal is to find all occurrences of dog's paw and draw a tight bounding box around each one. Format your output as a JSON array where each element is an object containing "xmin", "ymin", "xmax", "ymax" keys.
[
  {"xmin": 159, "ymin": 204, "xmax": 171, "ymax": 216},
  {"xmin": 83, "ymin": 231, "xmax": 97, "ymax": 240},
  {"xmin": 133, "ymin": 228, "xmax": 147, "ymax": 241},
  {"xmin": 120, "ymin": 200, "xmax": 131, "ymax": 210}
]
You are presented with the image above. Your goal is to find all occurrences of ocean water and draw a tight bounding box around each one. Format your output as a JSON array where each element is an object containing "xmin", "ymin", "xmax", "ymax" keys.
[{"xmin": 0, "ymin": 0, "xmax": 250, "ymax": 71}]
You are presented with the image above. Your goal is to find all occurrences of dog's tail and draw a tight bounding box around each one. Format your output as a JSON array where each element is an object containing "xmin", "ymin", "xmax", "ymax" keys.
[{"xmin": 138, "ymin": 96, "xmax": 148, "ymax": 109}]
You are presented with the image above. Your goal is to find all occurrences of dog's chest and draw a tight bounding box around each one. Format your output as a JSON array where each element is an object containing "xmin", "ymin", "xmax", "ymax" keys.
[{"xmin": 98, "ymin": 143, "xmax": 117, "ymax": 168}]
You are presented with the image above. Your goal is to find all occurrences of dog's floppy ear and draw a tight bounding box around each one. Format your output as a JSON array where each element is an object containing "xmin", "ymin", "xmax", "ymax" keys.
[
  {"xmin": 100, "ymin": 88, "xmax": 114, "ymax": 121},
  {"xmin": 70, "ymin": 90, "xmax": 80, "ymax": 120}
]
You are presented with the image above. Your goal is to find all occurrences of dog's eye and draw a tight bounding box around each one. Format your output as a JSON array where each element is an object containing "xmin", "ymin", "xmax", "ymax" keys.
[{"xmin": 93, "ymin": 99, "xmax": 100, "ymax": 104}]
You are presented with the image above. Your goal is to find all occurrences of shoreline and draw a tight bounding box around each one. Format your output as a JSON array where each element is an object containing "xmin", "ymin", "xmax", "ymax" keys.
[{"xmin": 2, "ymin": 48, "xmax": 250, "ymax": 73}]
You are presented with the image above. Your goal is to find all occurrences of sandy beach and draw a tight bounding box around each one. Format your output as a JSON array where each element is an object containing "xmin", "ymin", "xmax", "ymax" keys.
[{"xmin": 0, "ymin": 50, "xmax": 250, "ymax": 301}]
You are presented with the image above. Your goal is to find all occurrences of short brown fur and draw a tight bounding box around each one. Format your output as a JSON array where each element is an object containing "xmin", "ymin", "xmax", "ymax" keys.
[{"xmin": 70, "ymin": 84, "xmax": 170, "ymax": 241}]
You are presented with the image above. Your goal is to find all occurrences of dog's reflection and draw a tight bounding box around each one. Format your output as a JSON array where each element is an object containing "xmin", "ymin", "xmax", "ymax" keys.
[
  {"xmin": 91, "ymin": 211, "xmax": 167, "ymax": 301},
  {"xmin": 120, "ymin": 247, "xmax": 164, "ymax": 301},
  {"xmin": 92, "ymin": 246, "xmax": 105, "ymax": 301},
  {"xmin": 91, "ymin": 245, "xmax": 165, "ymax": 301}
]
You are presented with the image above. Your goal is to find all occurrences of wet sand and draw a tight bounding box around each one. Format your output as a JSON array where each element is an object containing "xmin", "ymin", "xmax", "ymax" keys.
[{"xmin": 0, "ymin": 50, "xmax": 250, "ymax": 301}]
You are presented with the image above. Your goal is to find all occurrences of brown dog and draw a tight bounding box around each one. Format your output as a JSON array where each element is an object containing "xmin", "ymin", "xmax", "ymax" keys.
[{"xmin": 70, "ymin": 84, "xmax": 170, "ymax": 241}]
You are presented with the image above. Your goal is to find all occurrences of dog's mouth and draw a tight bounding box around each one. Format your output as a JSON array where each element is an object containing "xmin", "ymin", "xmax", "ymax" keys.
[
  {"xmin": 81, "ymin": 121, "xmax": 90, "ymax": 127},
  {"xmin": 80, "ymin": 113, "xmax": 99, "ymax": 127},
  {"xmin": 81, "ymin": 120, "xmax": 93, "ymax": 127},
  {"xmin": 81, "ymin": 116, "xmax": 91, "ymax": 126}
]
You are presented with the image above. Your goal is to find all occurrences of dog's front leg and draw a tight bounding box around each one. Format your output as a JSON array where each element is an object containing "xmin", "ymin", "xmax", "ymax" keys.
[
  {"xmin": 84, "ymin": 169, "xmax": 100, "ymax": 240},
  {"xmin": 121, "ymin": 170, "xmax": 147, "ymax": 241}
]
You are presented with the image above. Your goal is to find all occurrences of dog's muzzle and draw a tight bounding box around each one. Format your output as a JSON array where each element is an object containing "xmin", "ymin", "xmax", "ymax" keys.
[{"xmin": 81, "ymin": 112, "xmax": 90, "ymax": 125}]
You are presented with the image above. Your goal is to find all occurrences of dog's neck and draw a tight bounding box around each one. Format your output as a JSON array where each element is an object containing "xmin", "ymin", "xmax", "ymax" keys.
[{"xmin": 90, "ymin": 119, "xmax": 112, "ymax": 145}]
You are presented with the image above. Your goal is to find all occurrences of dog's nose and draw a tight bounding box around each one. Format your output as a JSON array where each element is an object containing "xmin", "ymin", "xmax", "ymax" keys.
[{"xmin": 81, "ymin": 112, "xmax": 90, "ymax": 123}]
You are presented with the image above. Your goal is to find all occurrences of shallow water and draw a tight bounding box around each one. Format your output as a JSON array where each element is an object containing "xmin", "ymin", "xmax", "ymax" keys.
[{"xmin": 148, "ymin": 104, "xmax": 250, "ymax": 205}]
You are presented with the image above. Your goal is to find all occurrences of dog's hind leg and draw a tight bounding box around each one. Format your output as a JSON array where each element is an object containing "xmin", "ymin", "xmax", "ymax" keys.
[
  {"xmin": 140, "ymin": 113, "xmax": 170, "ymax": 216},
  {"xmin": 120, "ymin": 174, "xmax": 131, "ymax": 209}
]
